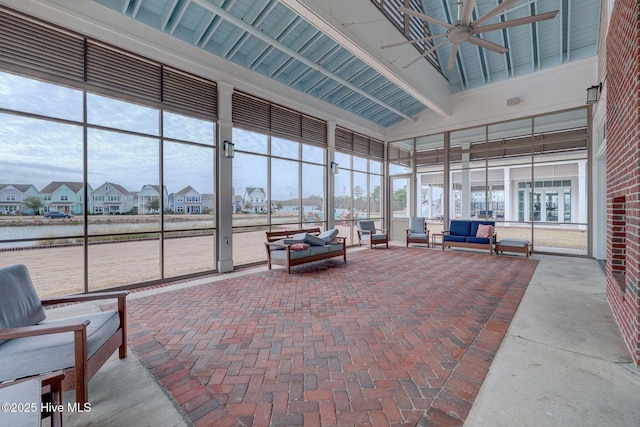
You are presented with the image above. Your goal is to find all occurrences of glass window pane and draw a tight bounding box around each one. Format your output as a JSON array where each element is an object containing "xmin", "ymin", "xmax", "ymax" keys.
[
  {"xmin": 87, "ymin": 93, "xmax": 159, "ymax": 135},
  {"xmin": 353, "ymin": 156, "xmax": 367, "ymax": 172},
  {"xmin": 271, "ymin": 158, "xmax": 299, "ymax": 225},
  {"xmin": 164, "ymin": 142, "xmax": 215, "ymax": 227},
  {"xmin": 0, "ymin": 114, "xmax": 84, "ymax": 242},
  {"xmin": 233, "ymin": 152, "xmax": 268, "ymax": 223},
  {"xmin": 271, "ymin": 137, "xmax": 299, "ymax": 159},
  {"xmin": 353, "ymin": 172, "xmax": 368, "ymax": 219},
  {"xmin": 87, "ymin": 129, "xmax": 159, "ymax": 232},
  {"xmin": 233, "ymin": 128, "xmax": 267, "ymax": 154},
  {"xmin": 0, "ymin": 71, "xmax": 83, "ymax": 121},
  {"xmin": 369, "ymin": 174, "xmax": 383, "ymax": 220},
  {"xmin": 163, "ymin": 111, "xmax": 214, "ymax": 145},
  {"xmin": 302, "ymin": 144, "xmax": 325, "ymax": 164},
  {"xmin": 370, "ymin": 160, "xmax": 382, "ymax": 175},
  {"xmin": 302, "ymin": 164, "xmax": 324, "ymax": 225},
  {"xmin": 335, "ymin": 152, "xmax": 351, "ymax": 170}
]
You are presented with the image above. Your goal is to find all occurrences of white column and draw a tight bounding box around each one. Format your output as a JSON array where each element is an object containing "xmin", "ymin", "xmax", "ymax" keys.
[
  {"xmin": 578, "ymin": 159, "xmax": 587, "ymax": 229},
  {"xmin": 461, "ymin": 142, "xmax": 470, "ymax": 219},
  {"xmin": 327, "ymin": 121, "xmax": 336, "ymax": 229},
  {"xmin": 503, "ymin": 166, "xmax": 511, "ymax": 224},
  {"xmin": 217, "ymin": 82, "xmax": 234, "ymax": 272}
]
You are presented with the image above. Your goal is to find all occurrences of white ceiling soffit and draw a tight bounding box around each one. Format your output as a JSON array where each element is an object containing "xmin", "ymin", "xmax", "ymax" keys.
[
  {"xmin": 81, "ymin": 0, "xmax": 435, "ymax": 128},
  {"xmin": 280, "ymin": 0, "xmax": 451, "ymax": 118},
  {"xmin": 419, "ymin": 0, "xmax": 602, "ymax": 93}
]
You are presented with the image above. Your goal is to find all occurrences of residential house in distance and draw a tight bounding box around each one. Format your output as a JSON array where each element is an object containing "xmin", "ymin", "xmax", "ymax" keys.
[
  {"xmin": 92, "ymin": 182, "xmax": 134, "ymax": 215},
  {"xmin": 242, "ymin": 187, "xmax": 267, "ymax": 213},
  {"xmin": 0, "ymin": 184, "xmax": 39, "ymax": 215},
  {"xmin": 202, "ymin": 193, "xmax": 214, "ymax": 214},
  {"xmin": 138, "ymin": 184, "xmax": 169, "ymax": 214},
  {"xmin": 39, "ymin": 182, "xmax": 90, "ymax": 215},
  {"xmin": 170, "ymin": 186, "xmax": 202, "ymax": 214}
]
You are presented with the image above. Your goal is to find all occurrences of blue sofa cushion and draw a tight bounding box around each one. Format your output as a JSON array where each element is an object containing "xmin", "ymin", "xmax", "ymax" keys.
[
  {"xmin": 0, "ymin": 264, "xmax": 46, "ymax": 346},
  {"xmin": 0, "ymin": 310, "xmax": 120, "ymax": 382},
  {"xmin": 466, "ymin": 237, "xmax": 491, "ymax": 244},
  {"xmin": 444, "ymin": 235, "xmax": 467, "ymax": 243},
  {"xmin": 470, "ymin": 221, "xmax": 495, "ymax": 237},
  {"xmin": 449, "ymin": 221, "xmax": 472, "ymax": 236}
]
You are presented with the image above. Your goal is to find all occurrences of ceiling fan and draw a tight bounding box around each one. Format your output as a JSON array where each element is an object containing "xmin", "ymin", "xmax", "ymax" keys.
[{"xmin": 381, "ymin": 0, "xmax": 559, "ymax": 70}]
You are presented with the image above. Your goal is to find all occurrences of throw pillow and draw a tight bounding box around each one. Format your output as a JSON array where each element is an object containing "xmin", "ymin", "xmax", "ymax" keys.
[
  {"xmin": 476, "ymin": 224, "xmax": 492, "ymax": 238},
  {"xmin": 304, "ymin": 233, "xmax": 326, "ymax": 246},
  {"xmin": 290, "ymin": 243, "xmax": 309, "ymax": 251},
  {"xmin": 318, "ymin": 228, "xmax": 339, "ymax": 242}
]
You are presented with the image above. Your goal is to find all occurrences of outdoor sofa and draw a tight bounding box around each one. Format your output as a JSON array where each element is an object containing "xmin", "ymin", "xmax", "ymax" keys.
[
  {"xmin": 442, "ymin": 219, "xmax": 496, "ymax": 255},
  {"xmin": 265, "ymin": 227, "xmax": 346, "ymax": 273}
]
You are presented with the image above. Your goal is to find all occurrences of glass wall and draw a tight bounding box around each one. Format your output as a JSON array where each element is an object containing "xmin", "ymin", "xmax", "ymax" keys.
[
  {"xmin": 232, "ymin": 128, "xmax": 326, "ymax": 265},
  {"xmin": 334, "ymin": 152, "xmax": 384, "ymax": 245},
  {"xmin": 0, "ymin": 71, "xmax": 217, "ymax": 295},
  {"xmin": 389, "ymin": 107, "xmax": 589, "ymax": 256}
]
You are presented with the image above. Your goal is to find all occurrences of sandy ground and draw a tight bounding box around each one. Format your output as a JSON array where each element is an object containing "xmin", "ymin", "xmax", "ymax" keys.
[{"xmin": 1, "ymin": 219, "xmax": 587, "ymax": 297}]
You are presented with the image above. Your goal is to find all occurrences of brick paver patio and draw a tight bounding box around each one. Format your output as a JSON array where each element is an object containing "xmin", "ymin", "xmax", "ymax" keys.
[{"xmin": 127, "ymin": 248, "xmax": 537, "ymax": 426}]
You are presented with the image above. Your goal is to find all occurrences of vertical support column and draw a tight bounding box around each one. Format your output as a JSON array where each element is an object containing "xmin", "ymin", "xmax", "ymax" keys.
[
  {"xmin": 217, "ymin": 82, "xmax": 234, "ymax": 273},
  {"xmin": 461, "ymin": 142, "xmax": 471, "ymax": 219},
  {"xmin": 578, "ymin": 159, "xmax": 587, "ymax": 229},
  {"xmin": 327, "ymin": 121, "xmax": 336, "ymax": 230},
  {"xmin": 503, "ymin": 166, "xmax": 511, "ymax": 224}
]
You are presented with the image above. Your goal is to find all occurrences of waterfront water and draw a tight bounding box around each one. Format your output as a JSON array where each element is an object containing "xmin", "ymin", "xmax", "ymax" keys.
[{"xmin": 0, "ymin": 220, "xmax": 214, "ymax": 248}]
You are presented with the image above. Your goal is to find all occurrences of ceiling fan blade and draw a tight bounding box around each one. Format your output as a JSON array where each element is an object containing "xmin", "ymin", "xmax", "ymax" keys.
[
  {"xmin": 398, "ymin": 6, "xmax": 454, "ymax": 30},
  {"xmin": 460, "ymin": 0, "xmax": 476, "ymax": 26},
  {"xmin": 466, "ymin": 35, "xmax": 509, "ymax": 54},
  {"xmin": 447, "ymin": 43, "xmax": 459, "ymax": 70},
  {"xmin": 403, "ymin": 38, "xmax": 449, "ymax": 69},
  {"xmin": 380, "ymin": 33, "xmax": 446, "ymax": 50},
  {"xmin": 473, "ymin": 0, "xmax": 520, "ymax": 28},
  {"xmin": 473, "ymin": 11, "xmax": 559, "ymax": 34}
]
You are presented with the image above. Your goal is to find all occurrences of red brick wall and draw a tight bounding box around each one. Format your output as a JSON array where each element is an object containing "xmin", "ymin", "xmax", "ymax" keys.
[{"xmin": 606, "ymin": 0, "xmax": 640, "ymax": 366}]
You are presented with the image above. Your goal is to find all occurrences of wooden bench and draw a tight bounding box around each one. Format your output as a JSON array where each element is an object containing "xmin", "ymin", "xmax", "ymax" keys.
[{"xmin": 265, "ymin": 228, "xmax": 346, "ymax": 273}]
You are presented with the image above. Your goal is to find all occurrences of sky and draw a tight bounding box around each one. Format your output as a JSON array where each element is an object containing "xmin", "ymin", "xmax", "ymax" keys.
[{"xmin": 0, "ymin": 71, "xmax": 326, "ymax": 201}]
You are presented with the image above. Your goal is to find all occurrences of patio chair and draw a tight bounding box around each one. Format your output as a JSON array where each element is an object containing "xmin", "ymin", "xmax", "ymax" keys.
[
  {"xmin": 406, "ymin": 216, "xmax": 430, "ymax": 247},
  {"xmin": 356, "ymin": 220, "xmax": 389, "ymax": 249},
  {"xmin": 0, "ymin": 264, "xmax": 128, "ymax": 404},
  {"xmin": 0, "ymin": 370, "xmax": 64, "ymax": 427}
]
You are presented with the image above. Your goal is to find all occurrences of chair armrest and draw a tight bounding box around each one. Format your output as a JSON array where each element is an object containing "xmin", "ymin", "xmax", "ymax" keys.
[
  {"xmin": 0, "ymin": 320, "xmax": 90, "ymax": 341},
  {"xmin": 264, "ymin": 241, "xmax": 290, "ymax": 249},
  {"xmin": 41, "ymin": 291, "xmax": 129, "ymax": 306}
]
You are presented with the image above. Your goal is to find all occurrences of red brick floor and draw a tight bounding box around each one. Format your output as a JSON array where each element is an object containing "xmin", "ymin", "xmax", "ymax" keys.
[{"xmin": 127, "ymin": 248, "xmax": 538, "ymax": 426}]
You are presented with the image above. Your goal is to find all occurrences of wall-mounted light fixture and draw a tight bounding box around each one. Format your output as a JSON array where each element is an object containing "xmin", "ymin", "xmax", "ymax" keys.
[
  {"xmin": 224, "ymin": 140, "xmax": 234, "ymax": 158},
  {"xmin": 330, "ymin": 161, "xmax": 339, "ymax": 174},
  {"xmin": 586, "ymin": 83, "xmax": 602, "ymax": 104}
]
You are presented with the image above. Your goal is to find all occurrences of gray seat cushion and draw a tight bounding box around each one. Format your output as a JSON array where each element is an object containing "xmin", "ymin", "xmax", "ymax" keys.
[
  {"xmin": 270, "ymin": 248, "xmax": 310, "ymax": 260},
  {"xmin": 371, "ymin": 234, "xmax": 388, "ymax": 241},
  {"xmin": 500, "ymin": 239, "xmax": 530, "ymax": 247},
  {"xmin": 408, "ymin": 233, "xmax": 427, "ymax": 239},
  {"xmin": 325, "ymin": 242, "xmax": 344, "ymax": 252},
  {"xmin": 0, "ymin": 310, "xmax": 120, "ymax": 382},
  {"xmin": 0, "ymin": 264, "xmax": 46, "ymax": 345}
]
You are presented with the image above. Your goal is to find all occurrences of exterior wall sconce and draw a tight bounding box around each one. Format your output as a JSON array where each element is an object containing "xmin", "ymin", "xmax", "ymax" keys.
[
  {"xmin": 224, "ymin": 140, "xmax": 234, "ymax": 158},
  {"xmin": 330, "ymin": 161, "xmax": 339, "ymax": 174},
  {"xmin": 586, "ymin": 83, "xmax": 602, "ymax": 104}
]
